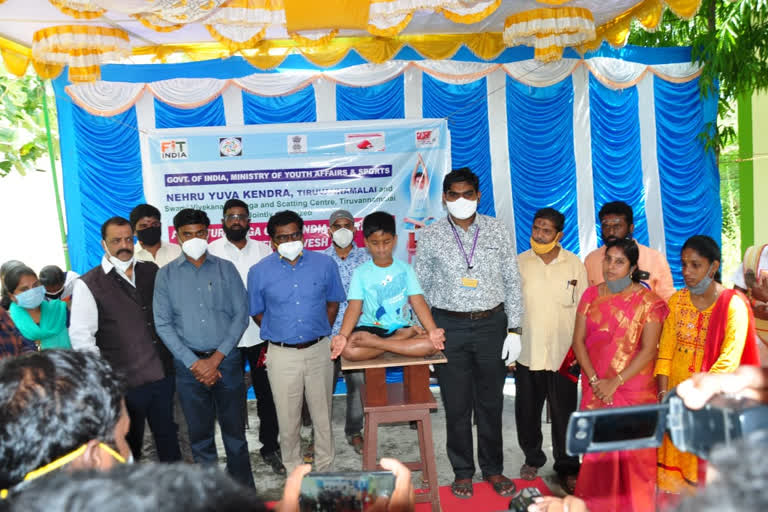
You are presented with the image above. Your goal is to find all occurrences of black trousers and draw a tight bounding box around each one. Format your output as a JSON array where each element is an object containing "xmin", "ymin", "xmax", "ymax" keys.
[
  {"xmin": 514, "ymin": 363, "xmax": 580, "ymax": 476},
  {"xmin": 125, "ymin": 375, "xmax": 182, "ymax": 462},
  {"xmin": 433, "ymin": 307, "xmax": 508, "ymax": 480},
  {"xmin": 241, "ymin": 344, "xmax": 280, "ymax": 457}
]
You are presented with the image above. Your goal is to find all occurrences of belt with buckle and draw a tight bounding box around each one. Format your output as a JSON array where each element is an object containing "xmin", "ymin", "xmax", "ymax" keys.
[
  {"xmin": 268, "ymin": 337, "xmax": 322, "ymax": 350},
  {"xmin": 433, "ymin": 303, "xmax": 504, "ymax": 321},
  {"xmin": 192, "ymin": 349, "xmax": 217, "ymax": 358}
]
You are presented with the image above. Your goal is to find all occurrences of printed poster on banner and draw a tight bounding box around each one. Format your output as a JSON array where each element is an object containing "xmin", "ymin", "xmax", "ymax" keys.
[{"xmin": 142, "ymin": 119, "xmax": 450, "ymax": 262}]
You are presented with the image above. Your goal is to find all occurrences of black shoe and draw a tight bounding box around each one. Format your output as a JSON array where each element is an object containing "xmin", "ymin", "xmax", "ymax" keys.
[{"xmin": 262, "ymin": 451, "xmax": 286, "ymax": 475}]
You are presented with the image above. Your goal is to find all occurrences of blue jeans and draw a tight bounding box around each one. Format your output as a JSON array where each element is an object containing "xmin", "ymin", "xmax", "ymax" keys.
[{"xmin": 174, "ymin": 351, "xmax": 254, "ymax": 487}]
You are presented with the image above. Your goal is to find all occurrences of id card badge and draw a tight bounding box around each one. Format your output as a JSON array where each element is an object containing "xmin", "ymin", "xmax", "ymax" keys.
[{"xmin": 461, "ymin": 277, "xmax": 479, "ymax": 288}]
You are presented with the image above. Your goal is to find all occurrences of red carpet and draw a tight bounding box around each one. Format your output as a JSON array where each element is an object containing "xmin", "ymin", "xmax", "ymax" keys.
[{"xmin": 415, "ymin": 477, "xmax": 552, "ymax": 511}]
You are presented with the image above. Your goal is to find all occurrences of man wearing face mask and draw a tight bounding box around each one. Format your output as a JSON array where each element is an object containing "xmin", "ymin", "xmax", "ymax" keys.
[
  {"xmin": 322, "ymin": 209, "xmax": 370, "ymax": 454},
  {"xmin": 131, "ymin": 204, "xmax": 182, "ymax": 268},
  {"xmin": 247, "ymin": 210, "xmax": 345, "ymax": 473},
  {"xmin": 153, "ymin": 209, "xmax": 254, "ymax": 487},
  {"xmin": 69, "ymin": 217, "xmax": 181, "ymax": 464},
  {"xmin": 584, "ymin": 201, "xmax": 675, "ymax": 301},
  {"xmin": 515, "ymin": 208, "xmax": 586, "ymax": 493},
  {"xmin": 414, "ymin": 168, "xmax": 523, "ymax": 499},
  {"xmin": 39, "ymin": 265, "xmax": 79, "ymax": 302},
  {"xmin": 208, "ymin": 199, "xmax": 284, "ymax": 475}
]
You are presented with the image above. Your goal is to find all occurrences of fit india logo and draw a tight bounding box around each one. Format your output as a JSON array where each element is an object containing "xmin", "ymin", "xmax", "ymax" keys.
[
  {"xmin": 415, "ymin": 129, "xmax": 439, "ymax": 148},
  {"xmin": 219, "ymin": 137, "xmax": 243, "ymax": 157},
  {"xmin": 160, "ymin": 140, "xmax": 189, "ymax": 160}
]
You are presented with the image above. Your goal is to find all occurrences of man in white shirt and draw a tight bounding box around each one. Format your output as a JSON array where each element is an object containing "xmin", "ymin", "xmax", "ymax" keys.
[
  {"xmin": 208, "ymin": 199, "xmax": 284, "ymax": 475},
  {"xmin": 130, "ymin": 204, "xmax": 182, "ymax": 268},
  {"xmin": 69, "ymin": 216, "xmax": 180, "ymax": 463}
]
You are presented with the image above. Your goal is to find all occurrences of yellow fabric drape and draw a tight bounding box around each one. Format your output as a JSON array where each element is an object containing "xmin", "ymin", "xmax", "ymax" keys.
[
  {"xmin": 580, "ymin": 0, "xmax": 703, "ymax": 52},
  {"xmin": 284, "ymin": 0, "xmax": 371, "ymax": 31}
]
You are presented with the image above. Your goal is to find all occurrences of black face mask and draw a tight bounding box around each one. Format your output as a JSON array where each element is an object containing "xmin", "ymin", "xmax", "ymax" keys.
[
  {"xmin": 136, "ymin": 225, "xmax": 162, "ymax": 246},
  {"xmin": 223, "ymin": 224, "xmax": 248, "ymax": 242}
]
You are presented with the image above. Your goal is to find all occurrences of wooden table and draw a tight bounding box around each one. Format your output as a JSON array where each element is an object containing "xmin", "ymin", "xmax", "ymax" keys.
[{"xmin": 342, "ymin": 351, "xmax": 447, "ymax": 512}]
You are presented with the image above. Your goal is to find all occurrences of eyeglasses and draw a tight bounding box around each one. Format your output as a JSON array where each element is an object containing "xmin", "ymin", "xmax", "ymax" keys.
[
  {"xmin": 224, "ymin": 214, "xmax": 249, "ymax": 222},
  {"xmin": 274, "ymin": 231, "xmax": 302, "ymax": 243}
]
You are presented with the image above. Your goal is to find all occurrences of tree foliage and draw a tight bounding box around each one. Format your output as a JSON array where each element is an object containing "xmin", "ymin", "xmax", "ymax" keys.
[
  {"xmin": 628, "ymin": 0, "xmax": 768, "ymax": 152},
  {"xmin": 0, "ymin": 69, "xmax": 58, "ymax": 177}
]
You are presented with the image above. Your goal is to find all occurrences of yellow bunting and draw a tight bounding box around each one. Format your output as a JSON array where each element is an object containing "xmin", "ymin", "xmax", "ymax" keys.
[
  {"xmin": 289, "ymin": 30, "xmax": 339, "ymax": 47},
  {"xmin": 503, "ymin": 7, "xmax": 595, "ymax": 62},
  {"xmin": 438, "ymin": 0, "xmax": 501, "ymax": 24},
  {"xmin": 48, "ymin": 0, "xmax": 105, "ymax": 19},
  {"xmin": 133, "ymin": 14, "xmax": 185, "ymax": 33},
  {"xmin": 367, "ymin": 13, "xmax": 412, "ymax": 38},
  {"xmin": 206, "ymin": 25, "xmax": 267, "ymax": 52},
  {"xmin": 354, "ymin": 37, "xmax": 404, "ymax": 64},
  {"xmin": 68, "ymin": 64, "xmax": 101, "ymax": 82},
  {"xmin": 284, "ymin": 0, "xmax": 371, "ymax": 31},
  {"xmin": 580, "ymin": 0, "xmax": 667, "ymax": 52},
  {"xmin": 1, "ymin": 49, "xmax": 30, "ymax": 76},
  {"xmin": 463, "ymin": 31, "xmax": 506, "ymax": 60},
  {"xmin": 665, "ymin": 0, "xmax": 702, "ymax": 19},
  {"xmin": 32, "ymin": 25, "xmax": 130, "ymax": 82},
  {"xmin": 31, "ymin": 60, "xmax": 65, "ymax": 80}
]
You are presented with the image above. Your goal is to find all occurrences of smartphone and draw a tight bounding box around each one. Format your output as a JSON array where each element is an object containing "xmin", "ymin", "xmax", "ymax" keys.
[
  {"xmin": 508, "ymin": 487, "xmax": 543, "ymax": 512},
  {"xmin": 299, "ymin": 471, "xmax": 396, "ymax": 512}
]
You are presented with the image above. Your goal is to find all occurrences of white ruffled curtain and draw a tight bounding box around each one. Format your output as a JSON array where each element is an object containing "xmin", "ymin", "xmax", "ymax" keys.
[{"xmin": 66, "ymin": 58, "xmax": 702, "ymax": 115}]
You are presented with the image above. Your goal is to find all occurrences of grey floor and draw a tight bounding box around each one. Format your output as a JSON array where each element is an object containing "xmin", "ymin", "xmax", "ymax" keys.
[{"xmin": 143, "ymin": 379, "xmax": 568, "ymax": 503}]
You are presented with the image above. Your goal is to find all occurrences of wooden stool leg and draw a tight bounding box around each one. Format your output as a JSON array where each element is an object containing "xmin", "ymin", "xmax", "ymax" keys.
[
  {"xmin": 362, "ymin": 411, "xmax": 378, "ymax": 471},
  {"xmin": 417, "ymin": 411, "xmax": 440, "ymax": 512}
]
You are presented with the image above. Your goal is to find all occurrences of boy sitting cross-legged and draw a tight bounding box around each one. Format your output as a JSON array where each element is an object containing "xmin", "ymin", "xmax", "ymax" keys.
[{"xmin": 330, "ymin": 211, "xmax": 445, "ymax": 361}]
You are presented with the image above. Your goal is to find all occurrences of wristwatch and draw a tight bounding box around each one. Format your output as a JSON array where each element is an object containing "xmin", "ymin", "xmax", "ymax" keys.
[{"xmin": 508, "ymin": 327, "xmax": 522, "ymax": 335}]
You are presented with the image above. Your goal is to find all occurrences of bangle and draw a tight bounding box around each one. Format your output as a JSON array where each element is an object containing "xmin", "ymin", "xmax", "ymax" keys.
[
  {"xmin": 589, "ymin": 374, "xmax": 598, "ymax": 384},
  {"xmin": 658, "ymin": 390, "xmax": 667, "ymax": 399},
  {"xmin": 616, "ymin": 373, "xmax": 625, "ymax": 385}
]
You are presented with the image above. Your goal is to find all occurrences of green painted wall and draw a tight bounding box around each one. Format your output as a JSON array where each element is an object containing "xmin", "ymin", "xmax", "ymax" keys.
[{"xmin": 752, "ymin": 92, "xmax": 768, "ymax": 246}]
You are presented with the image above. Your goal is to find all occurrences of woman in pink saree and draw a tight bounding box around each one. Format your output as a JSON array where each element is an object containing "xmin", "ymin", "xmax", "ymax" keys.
[{"xmin": 572, "ymin": 238, "xmax": 669, "ymax": 512}]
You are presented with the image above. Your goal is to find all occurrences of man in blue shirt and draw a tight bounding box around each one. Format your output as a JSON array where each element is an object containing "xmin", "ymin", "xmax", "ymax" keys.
[
  {"xmin": 248, "ymin": 210, "xmax": 345, "ymax": 472},
  {"xmin": 153, "ymin": 209, "xmax": 253, "ymax": 487}
]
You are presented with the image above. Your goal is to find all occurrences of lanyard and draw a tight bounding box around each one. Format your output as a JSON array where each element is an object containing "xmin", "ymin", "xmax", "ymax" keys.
[{"xmin": 449, "ymin": 220, "xmax": 480, "ymax": 270}]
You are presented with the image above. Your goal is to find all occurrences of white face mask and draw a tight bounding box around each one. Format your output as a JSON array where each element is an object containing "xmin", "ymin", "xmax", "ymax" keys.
[
  {"xmin": 445, "ymin": 197, "xmax": 477, "ymax": 220},
  {"xmin": 278, "ymin": 240, "xmax": 303, "ymax": 261},
  {"xmin": 182, "ymin": 237, "xmax": 208, "ymax": 260},
  {"xmin": 109, "ymin": 256, "xmax": 134, "ymax": 274},
  {"xmin": 331, "ymin": 228, "xmax": 354, "ymax": 248},
  {"xmin": 102, "ymin": 241, "xmax": 134, "ymax": 273}
]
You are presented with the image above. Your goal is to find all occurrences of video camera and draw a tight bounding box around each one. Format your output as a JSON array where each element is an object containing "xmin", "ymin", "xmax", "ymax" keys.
[{"xmin": 566, "ymin": 388, "xmax": 768, "ymax": 459}]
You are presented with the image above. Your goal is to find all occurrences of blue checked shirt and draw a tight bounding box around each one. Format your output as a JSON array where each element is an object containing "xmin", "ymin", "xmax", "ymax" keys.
[{"xmin": 322, "ymin": 245, "xmax": 370, "ymax": 334}]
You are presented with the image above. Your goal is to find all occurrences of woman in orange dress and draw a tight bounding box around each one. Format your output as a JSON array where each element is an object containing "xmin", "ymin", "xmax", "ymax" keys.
[
  {"xmin": 571, "ymin": 238, "xmax": 668, "ymax": 512},
  {"xmin": 655, "ymin": 235, "xmax": 759, "ymax": 498}
]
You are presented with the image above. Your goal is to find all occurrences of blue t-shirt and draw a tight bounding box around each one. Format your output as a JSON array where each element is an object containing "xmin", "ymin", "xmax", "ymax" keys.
[{"xmin": 347, "ymin": 259, "xmax": 424, "ymax": 332}]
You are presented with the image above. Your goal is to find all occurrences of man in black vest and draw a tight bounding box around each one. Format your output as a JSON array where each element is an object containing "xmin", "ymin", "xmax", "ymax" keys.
[{"xmin": 69, "ymin": 216, "xmax": 181, "ymax": 463}]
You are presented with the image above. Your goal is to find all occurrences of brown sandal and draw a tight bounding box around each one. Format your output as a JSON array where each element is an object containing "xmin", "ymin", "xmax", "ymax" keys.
[
  {"xmin": 484, "ymin": 474, "xmax": 516, "ymax": 497},
  {"xmin": 520, "ymin": 463, "xmax": 538, "ymax": 480},
  {"xmin": 450, "ymin": 478, "xmax": 473, "ymax": 499}
]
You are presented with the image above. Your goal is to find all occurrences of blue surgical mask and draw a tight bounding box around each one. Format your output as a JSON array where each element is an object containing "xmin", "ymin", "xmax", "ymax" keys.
[
  {"xmin": 15, "ymin": 286, "xmax": 46, "ymax": 309},
  {"xmin": 689, "ymin": 263, "xmax": 715, "ymax": 295}
]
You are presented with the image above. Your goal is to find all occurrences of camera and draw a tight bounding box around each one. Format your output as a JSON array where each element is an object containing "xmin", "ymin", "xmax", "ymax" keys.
[
  {"xmin": 299, "ymin": 471, "xmax": 396, "ymax": 512},
  {"xmin": 566, "ymin": 388, "xmax": 768, "ymax": 459}
]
